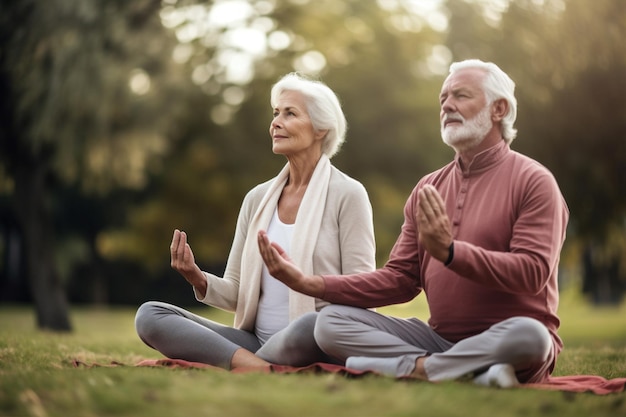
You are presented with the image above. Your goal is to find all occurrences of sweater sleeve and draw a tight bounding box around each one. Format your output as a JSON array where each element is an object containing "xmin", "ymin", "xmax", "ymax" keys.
[
  {"xmin": 448, "ymin": 164, "xmax": 569, "ymax": 295},
  {"xmin": 323, "ymin": 185, "xmax": 422, "ymax": 307}
]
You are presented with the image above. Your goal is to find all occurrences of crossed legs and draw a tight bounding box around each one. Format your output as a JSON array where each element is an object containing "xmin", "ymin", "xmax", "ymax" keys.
[
  {"xmin": 314, "ymin": 305, "xmax": 554, "ymax": 384},
  {"xmin": 135, "ymin": 301, "xmax": 329, "ymax": 370}
]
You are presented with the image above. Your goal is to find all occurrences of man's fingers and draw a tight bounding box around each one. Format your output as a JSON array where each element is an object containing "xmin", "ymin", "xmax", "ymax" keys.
[
  {"xmin": 423, "ymin": 186, "xmax": 439, "ymax": 213},
  {"xmin": 418, "ymin": 188, "xmax": 436, "ymax": 220},
  {"xmin": 419, "ymin": 185, "xmax": 446, "ymax": 219},
  {"xmin": 428, "ymin": 186, "xmax": 447, "ymax": 212}
]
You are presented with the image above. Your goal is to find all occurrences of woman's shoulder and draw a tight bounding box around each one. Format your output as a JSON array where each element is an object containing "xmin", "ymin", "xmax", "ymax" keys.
[
  {"xmin": 243, "ymin": 177, "xmax": 275, "ymax": 201},
  {"xmin": 328, "ymin": 165, "xmax": 369, "ymax": 200},
  {"xmin": 329, "ymin": 165, "xmax": 366, "ymax": 188},
  {"xmin": 239, "ymin": 178, "xmax": 276, "ymax": 217}
]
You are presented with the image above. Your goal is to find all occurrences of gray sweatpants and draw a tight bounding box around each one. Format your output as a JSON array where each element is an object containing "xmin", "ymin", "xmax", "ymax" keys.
[
  {"xmin": 314, "ymin": 305, "xmax": 554, "ymax": 383},
  {"xmin": 135, "ymin": 301, "xmax": 334, "ymax": 370}
]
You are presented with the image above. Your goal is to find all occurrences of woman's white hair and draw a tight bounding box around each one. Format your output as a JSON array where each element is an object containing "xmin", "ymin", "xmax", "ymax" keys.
[
  {"xmin": 270, "ymin": 73, "xmax": 347, "ymax": 158},
  {"xmin": 449, "ymin": 59, "xmax": 518, "ymax": 144}
]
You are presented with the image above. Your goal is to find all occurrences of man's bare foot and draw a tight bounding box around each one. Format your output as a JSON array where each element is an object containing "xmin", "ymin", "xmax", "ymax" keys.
[{"xmin": 408, "ymin": 356, "xmax": 429, "ymax": 380}]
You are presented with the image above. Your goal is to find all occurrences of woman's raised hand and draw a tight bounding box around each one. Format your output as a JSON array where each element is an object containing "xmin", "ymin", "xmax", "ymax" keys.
[{"xmin": 170, "ymin": 229, "xmax": 207, "ymax": 296}]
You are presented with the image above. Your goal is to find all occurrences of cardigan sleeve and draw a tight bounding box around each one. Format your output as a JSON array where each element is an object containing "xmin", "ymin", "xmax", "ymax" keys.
[
  {"xmin": 193, "ymin": 185, "xmax": 264, "ymax": 310},
  {"xmin": 335, "ymin": 176, "xmax": 377, "ymax": 274}
]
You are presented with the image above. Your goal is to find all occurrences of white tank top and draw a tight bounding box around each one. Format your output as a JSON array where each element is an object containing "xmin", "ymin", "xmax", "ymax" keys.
[{"xmin": 254, "ymin": 208, "xmax": 294, "ymax": 344}]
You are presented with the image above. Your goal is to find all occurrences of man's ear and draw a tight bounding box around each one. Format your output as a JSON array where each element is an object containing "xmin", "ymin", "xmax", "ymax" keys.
[{"xmin": 491, "ymin": 99, "xmax": 508, "ymax": 122}]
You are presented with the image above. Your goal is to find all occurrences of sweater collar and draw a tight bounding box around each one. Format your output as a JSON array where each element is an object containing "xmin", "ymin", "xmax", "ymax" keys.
[{"xmin": 454, "ymin": 140, "xmax": 509, "ymax": 176}]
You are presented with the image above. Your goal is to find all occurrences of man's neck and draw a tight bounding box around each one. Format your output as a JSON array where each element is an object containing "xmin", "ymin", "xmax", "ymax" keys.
[{"xmin": 456, "ymin": 131, "xmax": 504, "ymax": 168}]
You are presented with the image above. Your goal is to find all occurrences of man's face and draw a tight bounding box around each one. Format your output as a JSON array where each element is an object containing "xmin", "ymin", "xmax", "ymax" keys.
[
  {"xmin": 439, "ymin": 68, "xmax": 493, "ymax": 151},
  {"xmin": 441, "ymin": 104, "xmax": 492, "ymax": 151}
]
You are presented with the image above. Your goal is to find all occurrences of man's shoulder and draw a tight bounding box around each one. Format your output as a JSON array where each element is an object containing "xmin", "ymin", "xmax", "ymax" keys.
[{"xmin": 508, "ymin": 149, "xmax": 557, "ymax": 179}]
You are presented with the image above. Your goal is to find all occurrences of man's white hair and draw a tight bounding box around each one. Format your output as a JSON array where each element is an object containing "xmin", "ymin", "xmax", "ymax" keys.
[{"xmin": 449, "ymin": 59, "xmax": 518, "ymax": 144}]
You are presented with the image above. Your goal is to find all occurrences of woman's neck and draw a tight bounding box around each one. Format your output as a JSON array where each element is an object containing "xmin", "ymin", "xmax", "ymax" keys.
[{"xmin": 285, "ymin": 153, "xmax": 321, "ymax": 189}]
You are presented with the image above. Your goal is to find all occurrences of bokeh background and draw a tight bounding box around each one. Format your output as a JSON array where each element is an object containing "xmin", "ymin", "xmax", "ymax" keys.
[{"xmin": 1, "ymin": 0, "xmax": 624, "ymax": 331}]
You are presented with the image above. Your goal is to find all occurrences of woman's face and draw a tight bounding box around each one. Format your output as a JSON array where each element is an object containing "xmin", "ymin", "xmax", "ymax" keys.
[{"xmin": 269, "ymin": 90, "xmax": 325, "ymax": 158}]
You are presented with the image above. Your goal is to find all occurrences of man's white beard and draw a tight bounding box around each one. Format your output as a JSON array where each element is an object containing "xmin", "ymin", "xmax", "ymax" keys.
[{"xmin": 441, "ymin": 105, "xmax": 492, "ymax": 151}]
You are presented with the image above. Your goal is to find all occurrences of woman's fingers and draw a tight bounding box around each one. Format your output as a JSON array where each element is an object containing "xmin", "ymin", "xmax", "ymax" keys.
[
  {"xmin": 177, "ymin": 231, "xmax": 188, "ymax": 262},
  {"xmin": 171, "ymin": 229, "xmax": 190, "ymax": 268}
]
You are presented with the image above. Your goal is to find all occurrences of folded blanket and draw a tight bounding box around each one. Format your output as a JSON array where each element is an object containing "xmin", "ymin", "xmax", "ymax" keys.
[{"xmin": 71, "ymin": 358, "xmax": 626, "ymax": 395}]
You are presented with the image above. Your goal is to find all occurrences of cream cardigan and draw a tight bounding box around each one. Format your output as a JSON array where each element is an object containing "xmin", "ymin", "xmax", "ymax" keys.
[{"xmin": 195, "ymin": 155, "xmax": 376, "ymax": 331}]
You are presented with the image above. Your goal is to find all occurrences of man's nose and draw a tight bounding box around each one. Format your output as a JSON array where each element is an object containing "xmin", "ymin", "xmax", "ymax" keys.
[{"xmin": 441, "ymin": 97, "xmax": 455, "ymax": 113}]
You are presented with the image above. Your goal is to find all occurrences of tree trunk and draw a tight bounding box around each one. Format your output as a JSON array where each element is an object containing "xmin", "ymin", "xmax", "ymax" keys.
[
  {"xmin": 14, "ymin": 159, "xmax": 72, "ymax": 331},
  {"xmin": 582, "ymin": 242, "xmax": 624, "ymax": 306}
]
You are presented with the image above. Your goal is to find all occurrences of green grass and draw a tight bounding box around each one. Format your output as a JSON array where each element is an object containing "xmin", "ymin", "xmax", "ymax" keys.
[{"xmin": 1, "ymin": 291, "xmax": 625, "ymax": 417}]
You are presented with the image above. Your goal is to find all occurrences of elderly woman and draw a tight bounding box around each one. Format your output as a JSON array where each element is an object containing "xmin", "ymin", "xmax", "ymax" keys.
[{"xmin": 135, "ymin": 73, "xmax": 376, "ymax": 370}]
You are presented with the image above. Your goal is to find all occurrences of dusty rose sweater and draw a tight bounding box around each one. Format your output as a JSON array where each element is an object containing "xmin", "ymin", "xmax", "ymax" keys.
[{"xmin": 323, "ymin": 141, "xmax": 569, "ymax": 361}]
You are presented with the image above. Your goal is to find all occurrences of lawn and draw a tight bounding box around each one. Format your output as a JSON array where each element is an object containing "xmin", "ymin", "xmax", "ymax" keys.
[{"xmin": 0, "ymin": 290, "xmax": 625, "ymax": 417}]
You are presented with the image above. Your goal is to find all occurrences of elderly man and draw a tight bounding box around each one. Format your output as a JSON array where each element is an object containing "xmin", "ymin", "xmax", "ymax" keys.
[{"xmin": 257, "ymin": 59, "xmax": 569, "ymax": 388}]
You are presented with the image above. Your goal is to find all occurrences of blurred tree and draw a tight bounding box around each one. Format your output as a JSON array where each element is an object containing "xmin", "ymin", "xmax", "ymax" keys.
[
  {"xmin": 99, "ymin": 0, "xmax": 447, "ymax": 271},
  {"xmin": 4, "ymin": 0, "xmax": 623, "ymax": 315},
  {"xmin": 443, "ymin": 0, "xmax": 626, "ymax": 302},
  {"xmin": 0, "ymin": 0, "xmax": 184, "ymax": 329},
  {"xmin": 520, "ymin": 0, "xmax": 626, "ymax": 303}
]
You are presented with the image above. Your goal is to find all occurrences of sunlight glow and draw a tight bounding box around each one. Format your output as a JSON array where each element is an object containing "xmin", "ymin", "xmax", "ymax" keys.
[
  {"xmin": 344, "ymin": 17, "xmax": 375, "ymax": 43},
  {"xmin": 222, "ymin": 86, "xmax": 246, "ymax": 106},
  {"xmin": 208, "ymin": 0, "xmax": 255, "ymax": 28},
  {"xmin": 426, "ymin": 44, "xmax": 452, "ymax": 75},
  {"xmin": 293, "ymin": 50, "xmax": 327, "ymax": 74},
  {"xmin": 217, "ymin": 50, "xmax": 255, "ymax": 85},
  {"xmin": 426, "ymin": 10, "xmax": 448, "ymax": 32},
  {"xmin": 172, "ymin": 43, "xmax": 194, "ymax": 64},
  {"xmin": 268, "ymin": 30, "xmax": 291, "ymax": 51},
  {"xmin": 192, "ymin": 64, "xmax": 214, "ymax": 85},
  {"xmin": 222, "ymin": 27, "xmax": 267, "ymax": 56},
  {"xmin": 128, "ymin": 69, "xmax": 151, "ymax": 95},
  {"xmin": 160, "ymin": 0, "xmax": 535, "ymax": 92},
  {"xmin": 211, "ymin": 104, "xmax": 235, "ymax": 125},
  {"xmin": 160, "ymin": 0, "xmax": 276, "ymax": 86}
]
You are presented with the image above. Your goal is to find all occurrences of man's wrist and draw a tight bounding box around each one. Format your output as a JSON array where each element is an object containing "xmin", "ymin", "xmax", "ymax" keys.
[
  {"xmin": 304, "ymin": 274, "xmax": 326, "ymax": 298},
  {"xmin": 444, "ymin": 242, "xmax": 454, "ymax": 266}
]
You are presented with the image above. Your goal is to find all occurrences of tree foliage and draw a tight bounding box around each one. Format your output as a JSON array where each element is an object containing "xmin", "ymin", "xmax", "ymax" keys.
[
  {"xmin": 0, "ymin": 0, "xmax": 185, "ymax": 328},
  {"xmin": 100, "ymin": 0, "xmax": 447, "ymax": 269},
  {"xmin": 1, "ymin": 0, "xmax": 624, "ymax": 321},
  {"xmin": 443, "ymin": 0, "xmax": 626, "ymax": 300}
]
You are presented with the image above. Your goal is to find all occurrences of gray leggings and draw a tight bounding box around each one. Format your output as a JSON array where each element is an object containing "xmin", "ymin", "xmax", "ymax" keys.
[
  {"xmin": 135, "ymin": 301, "xmax": 334, "ymax": 370},
  {"xmin": 314, "ymin": 305, "xmax": 555, "ymax": 383}
]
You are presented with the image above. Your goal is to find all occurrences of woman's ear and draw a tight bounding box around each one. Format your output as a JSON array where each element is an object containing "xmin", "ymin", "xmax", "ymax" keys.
[{"xmin": 315, "ymin": 129, "xmax": 329, "ymax": 141}]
